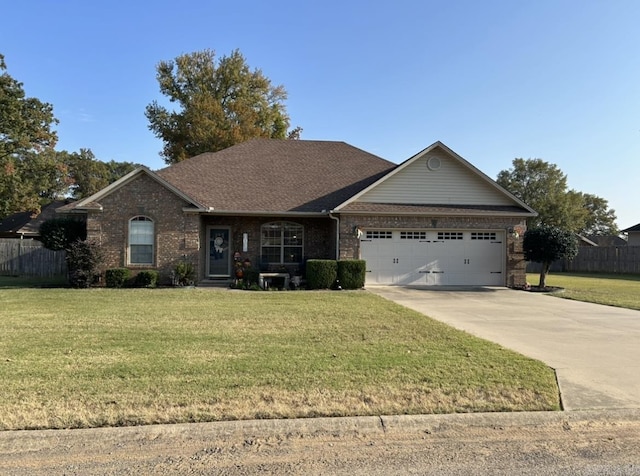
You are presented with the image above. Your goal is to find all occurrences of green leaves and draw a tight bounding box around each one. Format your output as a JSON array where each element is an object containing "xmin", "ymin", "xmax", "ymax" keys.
[
  {"xmin": 1, "ymin": 55, "xmax": 60, "ymax": 218},
  {"xmin": 0, "ymin": 54, "xmax": 58, "ymax": 160},
  {"xmin": 524, "ymin": 226, "xmax": 578, "ymax": 265},
  {"xmin": 39, "ymin": 218, "xmax": 87, "ymax": 251},
  {"xmin": 524, "ymin": 226, "xmax": 579, "ymax": 287},
  {"xmin": 146, "ymin": 49, "xmax": 296, "ymax": 164},
  {"xmin": 497, "ymin": 158, "xmax": 617, "ymax": 235}
]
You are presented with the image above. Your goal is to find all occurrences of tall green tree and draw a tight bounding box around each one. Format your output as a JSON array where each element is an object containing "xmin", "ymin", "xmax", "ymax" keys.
[
  {"xmin": 580, "ymin": 192, "xmax": 619, "ymax": 236},
  {"xmin": 0, "ymin": 55, "xmax": 141, "ymax": 217},
  {"xmin": 60, "ymin": 149, "xmax": 139, "ymax": 200},
  {"xmin": 146, "ymin": 49, "xmax": 297, "ymax": 164},
  {"xmin": 497, "ymin": 158, "xmax": 617, "ymax": 235},
  {"xmin": 0, "ymin": 54, "xmax": 60, "ymax": 217}
]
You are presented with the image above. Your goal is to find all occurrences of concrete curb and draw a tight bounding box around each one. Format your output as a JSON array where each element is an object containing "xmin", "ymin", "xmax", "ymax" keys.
[{"xmin": 3, "ymin": 409, "xmax": 640, "ymax": 450}]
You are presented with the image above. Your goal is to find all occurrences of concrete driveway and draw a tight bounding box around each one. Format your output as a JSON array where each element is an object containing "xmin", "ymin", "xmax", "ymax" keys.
[{"xmin": 367, "ymin": 286, "xmax": 640, "ymax": 411}]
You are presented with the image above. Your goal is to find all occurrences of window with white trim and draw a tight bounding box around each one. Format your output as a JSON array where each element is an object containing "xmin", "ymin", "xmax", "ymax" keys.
[
  {"xmin": 129, "ymin": 216, "xmax": 154, "ymax": 265},
  {"xmin": 261, "ymin": 221, "xmax": 304, "ymax": 264}
]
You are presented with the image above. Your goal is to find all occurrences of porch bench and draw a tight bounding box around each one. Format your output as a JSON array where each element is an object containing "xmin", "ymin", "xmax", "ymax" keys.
[{"xmin": 258, "ymin": 272, "xmax": 290, "ymax": 290}]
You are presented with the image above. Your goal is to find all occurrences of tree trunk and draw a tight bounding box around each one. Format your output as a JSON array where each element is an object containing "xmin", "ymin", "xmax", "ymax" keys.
[{"xmin": 539, "ymin": 262, "xmax": 551, "ymax": 289}]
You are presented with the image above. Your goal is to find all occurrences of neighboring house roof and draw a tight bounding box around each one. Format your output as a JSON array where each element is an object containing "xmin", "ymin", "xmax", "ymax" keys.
[
  {"xmin": 585, "ymin": 235, "xmax": 628, "ymax": 246},
  {"xmin": 334, "ymin": 141, "xmax": 537, "ymax": 217},
  {"xmin": 156, "ymin": 139, "xmax": 396, "ymax": 213},
  {"xmin": 622, "ymin": 223, "xmax": 640, "ymax": 233},
  {"xmin": 577, "ymin": 235, "xmax": 599, "ymax": 246},
  {"xmin": 0, "ymin": 200, "xmax": 71, "ymax": 238}
]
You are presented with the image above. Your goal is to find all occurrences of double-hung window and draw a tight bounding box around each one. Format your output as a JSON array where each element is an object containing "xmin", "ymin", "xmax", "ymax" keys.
[
  {"xmin": 129, "ymin": 216, "xmax": 154, "ymax": 265},
  {"xmin": 261, "ymin": 221, "xmax": 303, "ymax": 264}
]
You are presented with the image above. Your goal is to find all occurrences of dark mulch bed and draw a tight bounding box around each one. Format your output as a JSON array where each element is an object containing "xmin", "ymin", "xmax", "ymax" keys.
[{"xmin": 519, "ymin": 285, "xmax": 564, "ymax": 293}]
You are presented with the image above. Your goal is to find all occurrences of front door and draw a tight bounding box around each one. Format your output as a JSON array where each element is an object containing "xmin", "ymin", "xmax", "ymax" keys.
[{"xmin": 208, "ymin": 227, "xmax": 231, "ymax": 277}]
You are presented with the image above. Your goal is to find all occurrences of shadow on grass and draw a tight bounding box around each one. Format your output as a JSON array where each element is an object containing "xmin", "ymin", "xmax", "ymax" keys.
[
  {"xmin": 0, "ymin": 275, "xmax": 69, "ymax": 289},
  {"xmin": 555, "ymin": 272, "xmax": 640, "ymax": 282}
]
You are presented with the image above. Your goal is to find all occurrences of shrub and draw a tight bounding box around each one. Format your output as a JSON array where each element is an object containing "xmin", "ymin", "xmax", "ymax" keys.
[
  {"xmin": 105, "ymin": 268, "xmax": 131, "ymax": 288},
  {"xmin": 337, "ymin": 260, "xmax": 366, "ymax": 289},
  {"xmin": 134, "ymin": 270, "xmax": 159, "ymax": 288},
  {"xmin": 306, "ymin": 260, "xmax": 337, "ymax": 289},
  {"xmin": 243, "ymin": 267, "xmax": 260, "ymax": 287},
  {"xmin": 173, "ymin": 261, "xmax": 195, "ymax": 286},
  {"xmin": 39, "ymin": 218, "xmax": 86, "ymax": 251},
  {"xmin": 66, "ymin": 240, "xmax": 103, "ymax": 288}
]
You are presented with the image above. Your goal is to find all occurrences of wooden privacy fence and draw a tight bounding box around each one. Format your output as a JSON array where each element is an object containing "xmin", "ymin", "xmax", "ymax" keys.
[
  {"xmin": 565, "ymin": 246, "xmax": 640, "ymax": 274},
  {"xmin": 528, "ymin": 246, "xmax": 640, "ymax": 274},
  {"xmin": 0, "ymin": 239, "xmax": 67, "ymax": 277}
]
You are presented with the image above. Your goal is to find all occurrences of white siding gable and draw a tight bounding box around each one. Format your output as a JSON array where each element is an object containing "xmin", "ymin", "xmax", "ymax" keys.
[{"xmin": 354, "ymin": 145, "xmax": 515, "ymax": 206}]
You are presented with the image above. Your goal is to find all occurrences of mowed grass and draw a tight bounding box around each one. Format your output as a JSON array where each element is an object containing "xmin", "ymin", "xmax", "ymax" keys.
[
  {"xmin": 527, "ymin": 272, "xmax": 640, "ymax": 310},
  {"xmin": 0, "ymin": 284, "xmax": 560, "ymax": 430}
]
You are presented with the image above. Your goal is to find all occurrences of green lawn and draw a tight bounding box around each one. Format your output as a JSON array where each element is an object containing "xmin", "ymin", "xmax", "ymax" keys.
[
  {"xmin": 527, "ymin": 272, "xmax": 640, "ymax": 310},
  {"xmin": 0, "ymin": 284, "xmax": 560, "ymax": 430}
]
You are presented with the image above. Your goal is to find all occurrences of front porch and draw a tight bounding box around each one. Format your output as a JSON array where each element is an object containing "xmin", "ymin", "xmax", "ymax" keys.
[{"xmin": 197, "ymin": 215, "xmax": 336, "ymax": 283}]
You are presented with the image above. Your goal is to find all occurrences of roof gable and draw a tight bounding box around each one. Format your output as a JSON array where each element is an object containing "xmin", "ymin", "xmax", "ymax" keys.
[
  {"xmin": 335, "ymin": 141, "xmax": 536, "ymax": 215},
  {"xmin": 156, "ymin": 139, "xmax": 396, "ymax": 213},
  {"xmin": 71, "ymin": 167, "xmax": 207, "ymax": 212}
]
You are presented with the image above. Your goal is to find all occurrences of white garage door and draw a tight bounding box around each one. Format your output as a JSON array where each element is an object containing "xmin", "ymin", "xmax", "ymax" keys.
[{"xmin": 360, "ymin": 230, "xmax": 505, "ymax": 286}]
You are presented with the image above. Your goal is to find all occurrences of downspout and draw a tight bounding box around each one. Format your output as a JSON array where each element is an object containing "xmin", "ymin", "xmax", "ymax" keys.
[{"xmin": 328, "ymin": 212, "xmax": 340, "ymax": 260}]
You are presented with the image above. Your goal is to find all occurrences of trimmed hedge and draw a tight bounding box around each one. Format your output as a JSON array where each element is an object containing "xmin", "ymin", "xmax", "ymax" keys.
[
  {"xmin": 305, "ymin": 260, "xmax": 337, "ymax": 289},
  {"xmin": 105, "ymin": 268, "xmax": 131, "ymax": 288},
  {"xmin": 134, "ymin": 270, "xmax": 159, "ymax": 288},
  {"xmin": 337, "ymin": 260, "xmax": 366, "ymax": 289}
]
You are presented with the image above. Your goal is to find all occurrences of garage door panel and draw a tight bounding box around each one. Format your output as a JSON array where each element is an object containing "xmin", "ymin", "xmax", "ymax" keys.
[{"xmin": 361, "ymin": 230, "xmax": 505, "ymax": 286}]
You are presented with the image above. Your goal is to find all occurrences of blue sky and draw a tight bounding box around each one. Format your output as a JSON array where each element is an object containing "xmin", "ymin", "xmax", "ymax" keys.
[{"xmin": 2, "ymin": 1, "xmax": 639, "ymax": 229}]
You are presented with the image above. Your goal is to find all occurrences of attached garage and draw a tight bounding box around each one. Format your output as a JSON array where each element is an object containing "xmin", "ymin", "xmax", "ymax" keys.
[
  {"xmin": 332, "ymin": 141, "xmax": 537, "ymax": 288},
  {"xmin": 360, "ymin": 229, "xmax": 505, "ymax": 285}
]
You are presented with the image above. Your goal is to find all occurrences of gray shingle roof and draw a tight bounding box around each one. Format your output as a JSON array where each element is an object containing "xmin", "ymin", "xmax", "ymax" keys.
[
  {"xmin": 585, "ymin": 235, "xmax": 628, "ymax": 246},
  {"xmin": 0, "ymin": 200, "xmax": 71, "ymax": 236},
  {"xmin": 622, "ymin": 223, "xmax": 640, "ymax": 233},
  {"xmin": 156, "ymin": 139, "xmax": 396, "ymax": 213}
]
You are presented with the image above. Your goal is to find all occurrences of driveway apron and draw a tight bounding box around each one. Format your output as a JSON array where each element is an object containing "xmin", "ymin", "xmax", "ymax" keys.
[{"xmin": 367, "ymin": 286, "xmax": 640, "ymax": 411}]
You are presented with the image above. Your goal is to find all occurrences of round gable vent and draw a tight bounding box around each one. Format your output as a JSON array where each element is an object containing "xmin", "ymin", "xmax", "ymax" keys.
[{"xmin": 427, "ymin": 156, "xmax": 441, "ymax": 170}]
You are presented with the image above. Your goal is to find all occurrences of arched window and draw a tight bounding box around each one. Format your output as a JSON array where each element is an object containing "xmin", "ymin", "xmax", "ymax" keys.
[
  {"xmin": 261, "ymin": 221, "xmax": 303, "ymax": 264},
  {"xmin": 128, "ymin": 216, "xmax": 154, "ymax": 265}
]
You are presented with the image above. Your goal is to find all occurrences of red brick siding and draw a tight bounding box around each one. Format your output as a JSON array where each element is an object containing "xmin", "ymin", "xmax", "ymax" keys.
[
  {"xmin": 86, "ymin": 174, "xmax": 200, "ymax": 284},
  {"xmin": 87, "ymin": 173, "xmax": 526, "ymax": 287}
]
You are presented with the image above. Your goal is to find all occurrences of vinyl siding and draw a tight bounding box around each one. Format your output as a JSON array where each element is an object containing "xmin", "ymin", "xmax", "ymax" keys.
[{"xmin": 356, "ymin": 148, "xmax": 515, "ymax": 206}]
